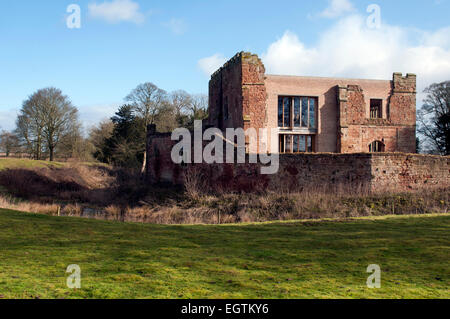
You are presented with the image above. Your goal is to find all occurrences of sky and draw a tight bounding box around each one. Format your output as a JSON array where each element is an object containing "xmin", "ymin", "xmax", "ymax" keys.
[{"xmin": 1, "ymin": 0, "xmax": 449, "ymax": 132}]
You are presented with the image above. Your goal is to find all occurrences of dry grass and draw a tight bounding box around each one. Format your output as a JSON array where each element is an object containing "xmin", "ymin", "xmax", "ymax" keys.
[
  {"xmin": 1, "ymin": 187, "xmax": 447, "ymax": 225},
  {"xmin": 61, "ymin": 204, "xmax": 83, "ymax": 217},
  {"xmin": 183, "ymin": 165, "xmax": 207, "ymax": 200},
  {"xmin": 0, "ymin": 195, "xmax": 60, "ymax": 216},
  {"xmin": 0, "ymin": 159, "xmax": 447, "ymax": 225}
]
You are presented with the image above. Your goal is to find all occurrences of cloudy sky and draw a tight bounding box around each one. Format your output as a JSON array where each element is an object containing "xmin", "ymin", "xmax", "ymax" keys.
[{"xmin": 1, "ymin": 0, "xmax": 449, "ymax": 131}]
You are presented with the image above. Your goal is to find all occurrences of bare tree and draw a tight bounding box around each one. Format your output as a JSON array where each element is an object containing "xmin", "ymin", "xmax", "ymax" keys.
[
  {"xmin": 417, "ymin": 81, "xmax": 450, "ymax": 155},
  {"xmin": 16, "ymin": 92, "xmax": 46, "ymax": 159},
  {"xmin": 186, "ymin": 94, "xmax": 209, "ymax": 130},
  {"xmin": 189, "ymin": 94, "xmax": 208, "ymax": 117},
  {"xmin": 15, "ymin": 88, "xmax": 80, "ymax": 161},
  {"xmin": 41, "ymin": 88, "xmax": 79, "ymax": 161},
  {"xmin": 126, "ymin": 82, "xmax": 168, "ymax": 128},
  {"xmin": 0, "ymin": 131, "xmax": 20, "ymax": 157},
  {"xmin": 125, "ymin": 83, "xmax": 168, "ymax": 172},
  {"xmin": 170, "ymin": 90, "xmax": 192, "ymax": 115}
]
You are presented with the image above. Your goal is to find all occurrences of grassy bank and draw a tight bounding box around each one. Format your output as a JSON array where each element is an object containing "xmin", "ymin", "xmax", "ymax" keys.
[
  {"xmin": 0, "ymin": 158, "xmax": 66, "ymax": 170},
  {"xmin": 0, "ymin": 209, "xmax": 448, "ymax": 299},
  {"xmin": 0, "ymin": 158, "xmax": 447, "ymax": 224}
]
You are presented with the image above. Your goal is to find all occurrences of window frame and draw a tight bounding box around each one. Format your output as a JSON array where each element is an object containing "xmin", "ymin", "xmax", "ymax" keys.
[
  {"xmin": 370, "ymin": 99, "xmax": 383, "ymax": 119},
  {"xmin": 369, "ymin": 140, "xmax": 385, "ymax": 153},
  {"xmin": 279, "ymin": 134, "xmax": 315, "ymax": 154},
  {"xmin": 278, "ymin": 96, "xmax": 318, "ymax": 130}
]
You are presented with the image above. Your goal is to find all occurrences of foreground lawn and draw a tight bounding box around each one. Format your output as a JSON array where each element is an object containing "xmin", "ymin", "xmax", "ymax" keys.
[{"xmin": 0, "ymin": 209, "xmax": 448, "ymax": 299}]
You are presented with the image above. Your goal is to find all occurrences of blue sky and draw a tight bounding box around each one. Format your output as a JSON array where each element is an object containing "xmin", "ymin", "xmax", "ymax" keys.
[{"xmin": 1, "ymin": 0, "xmax": 449, "ymax": 131}]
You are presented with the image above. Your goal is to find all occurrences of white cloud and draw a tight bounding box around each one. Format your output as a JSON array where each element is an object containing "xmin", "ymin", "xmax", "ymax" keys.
[
  {"xmin": 163, "ymin": 18, "xmax": 187, "ymax": 35},
  {"xmin": 88, "ymin": 0, "xmax": 145, "ymax": 24},
  {"xmin": 78, "ymin": 103, "xmax": 119, "ymax": 131},
  {"xmin": 198, "ymin": 54, "xmax": 228, "ymax": 76},
  {"xmin": 0, "ymin": 108, "xmax": 19, "ymax": 131},
  {"xmin": 262, "ymin": 14, "xmax": 450, "ymax": 101},
  {"xmin": 320, "ymin": 0, "xmax": 355, "ymax": 18}
]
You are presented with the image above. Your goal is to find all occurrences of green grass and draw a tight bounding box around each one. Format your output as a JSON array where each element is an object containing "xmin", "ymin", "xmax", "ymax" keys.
[
  {"xmin": 0, "ymin": 158, "xmax": 107, "ymax": 171},
  {"xmin": 0, "ymin": 209, "xmax": 448, "ymax": 299},
  {"xmin": 0, "ymin": 158, "xmax": 65, "ymax": 171}
]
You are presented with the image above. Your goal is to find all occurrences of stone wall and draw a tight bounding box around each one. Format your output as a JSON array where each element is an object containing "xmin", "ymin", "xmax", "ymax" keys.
[
  {"xmin": 208, "ymin": 52, "xmax": 267, "ymax": 135},
  {"xmin": 370, "ymin": 153, "xmax": 448, "ymax": 191},
  {"xmin": 337, "ymin": 73, "xmax": 416, "ymax": 154},
  {"xmin": 146, "ymin": 132, "xmax": 449, "ymax": 194},
  {"xmin": 210, "ymin": 52, "xmax": 417, "ymax": 154}
]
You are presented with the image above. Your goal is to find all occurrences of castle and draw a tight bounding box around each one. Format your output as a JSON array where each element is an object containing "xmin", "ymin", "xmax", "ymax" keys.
[
  {"xmin": 208, "ymin": 52, "xmax": 416, "ymax": 155},
  {"xmin": 146, "ymin": 52, "xmax": 448, "ymax": 193}
]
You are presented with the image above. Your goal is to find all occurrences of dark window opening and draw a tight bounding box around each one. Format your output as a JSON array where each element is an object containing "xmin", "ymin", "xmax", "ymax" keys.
[
  {"xmin": 370, "ymin": 99, "xmax": 382, "ymax": 119},
  {"xmin": 369, "ymin": 141, "xmax": 385, "ymax": 153},
  {"xmin": 279, "ymin": 135, "xmax": 314, "ymax": 153}
]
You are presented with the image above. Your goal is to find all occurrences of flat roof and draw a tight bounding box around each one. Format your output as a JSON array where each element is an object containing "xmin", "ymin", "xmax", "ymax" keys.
[{"xmin": 266, "ymin": 73, "xmax": 392, "ymax": 83}]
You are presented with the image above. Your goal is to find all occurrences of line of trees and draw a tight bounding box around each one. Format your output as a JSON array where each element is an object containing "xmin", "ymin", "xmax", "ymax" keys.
[
  {"xmin": 15, "ymin": 88, "xmax": 80, "ymax": 161},
  {"xmin": 417, "ymin": 81, "xmax": 450, "ymax": 155},
  {"xmin": 0, "ymin": 87, "xmax": 84, "ymax": 161},
  {"xmin": 88, "ymin": 83, "xmax": 208, "ymax": 170},
  {"xmin": 3, "ymin": 80, "xmax": 445, "ymax": 165},
  {"xmin": 0, "ymin": 82, "xmax": 207, "ymax": 166}
]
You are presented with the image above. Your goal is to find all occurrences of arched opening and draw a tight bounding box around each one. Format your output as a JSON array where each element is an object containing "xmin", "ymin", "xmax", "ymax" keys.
[{"xmin": 369, "ymin": 141, "xmax": 385, "ymax": 153}]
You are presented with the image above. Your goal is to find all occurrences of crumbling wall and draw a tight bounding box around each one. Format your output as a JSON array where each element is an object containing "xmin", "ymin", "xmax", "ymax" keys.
[
  {"xmin": 146, "ymin": 130, "xmax": 449, "ymax": 194},
  {"xmin": 208, "ymin": 52, "xmax": 267, "ymax": 151},
  {"xmin": 370, "ymin": 153, "xmax": 449, "ymax": 192},
  {"xmin": 337, "ymin": 73, "xmax": 416, "ymax": 153}
]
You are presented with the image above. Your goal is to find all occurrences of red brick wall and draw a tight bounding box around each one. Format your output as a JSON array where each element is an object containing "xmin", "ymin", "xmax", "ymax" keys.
[
  {"xmin": 241, "ymin": 53, "xmax": 267, "ymax": 133},
  {"xmin": 146, "ymin": 132, "xmax": 183, "ymax": 185},
  {"xmin": 337, "ymin": 73, "xmax": 416, "ymax": 154},
  {"xmin": 146, "ymin": 132, "xmax": 449, "ymax": 194},
  {"xmin": 371, "ymin": 153, "xmax": 448, "ymax": 192},
  {"xmin": 208, "ymin": 52, "xmax": 268, "ymax": 152},
  {"xmin": 265, "ymin": 75, "xmax": 394, "ymax": 153},
  {"xmin": 209, "ymin": 52, "xmax": 416, "ymax": 154}
]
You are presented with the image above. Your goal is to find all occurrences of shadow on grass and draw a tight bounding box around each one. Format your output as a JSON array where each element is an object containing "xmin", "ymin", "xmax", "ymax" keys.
[{"xmin": 0, "ymin": 209, "xmax": 448, "ymax": 298}]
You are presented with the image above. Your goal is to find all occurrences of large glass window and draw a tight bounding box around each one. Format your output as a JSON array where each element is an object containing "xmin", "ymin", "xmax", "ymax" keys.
[
  {"xmin": 283, "ymin": 97, "xmax": 290, "ymax": 128},
  {"xmin": 279, "ymin": 135, "xmax": 314, "ymax": 153},
  {"xmin": 285, "ymin": 135, "xmax": 293, "ymax": 153},
  {"xmin": 301, "ymin": 98, "xmax": 308, "ymax": 127},
  {"xmin": 278, "ymin": 97, "xmax": 292, "ymax": 127},
  {"xmin": 309, "ymin": 98, "xmax": 316, "ymax": 128},
  {"xmin": 278, "ymin": 96, "xmax": 317, "ymax": 129},
  {"xmin": 294, "ymin": 97, "xmax": 301, "ymax": 127},
  {"xmin": 278, "ymin": 98, "xmax": 283, "ymax": 127}
]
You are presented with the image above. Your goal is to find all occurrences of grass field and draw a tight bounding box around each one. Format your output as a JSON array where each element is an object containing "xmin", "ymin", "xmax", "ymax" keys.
[
  {"xmin": 0, "ymin": 209, "xmax": 448, "ymax": 299},
  {"xmin": 0, "ymin": 158, "xmax": 107, "ymax": 171},
  {"xmin": 0, "ymin": 158, "xmax": 66, "ymax": 171}
]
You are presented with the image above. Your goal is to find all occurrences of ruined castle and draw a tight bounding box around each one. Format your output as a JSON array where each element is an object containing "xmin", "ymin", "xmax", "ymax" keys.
[
  {"xmin": 208, "ymin": 52, "xmax": 416, "ymax": 154},
  {"xmin": 146, "ymin": 52, "xmax": 449, "ymax": 193}
]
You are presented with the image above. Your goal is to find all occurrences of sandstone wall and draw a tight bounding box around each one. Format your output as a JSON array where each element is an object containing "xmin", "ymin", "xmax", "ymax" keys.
[
  {"xmin": 265, "ymin": 75, "xmax": 393, "ymax": 153},
  {"xmin": 146, "ymin": 132, "xmax": 449, "ymax": 194}
]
